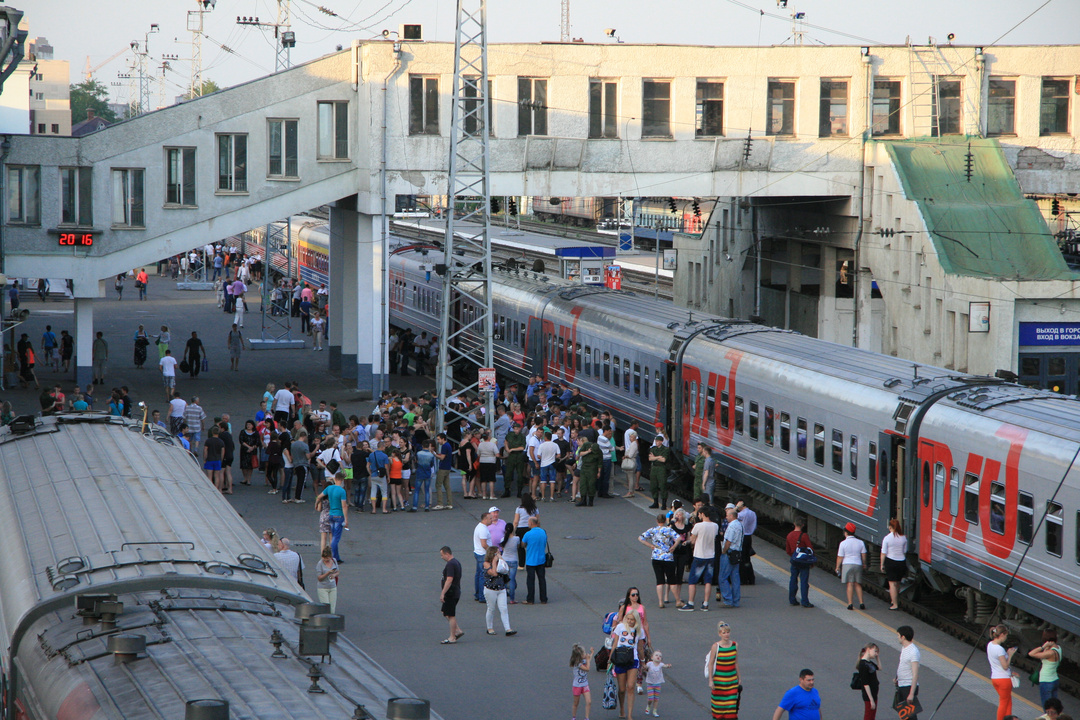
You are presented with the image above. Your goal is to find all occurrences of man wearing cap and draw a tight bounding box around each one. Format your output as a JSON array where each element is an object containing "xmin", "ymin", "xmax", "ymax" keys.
[
  {"xmin": 472, "ymin": 511, "xmax": 494, "ymax": 602},
  {"xmin": 647, "ymin": 435, "xmax": 670, "ymax": 509},
  {"xmin": 488, "ymin": 506, "xmax": 507, "ymax": 548},
  {"xmin": 503, "ymin": 423, "xmax": 527, "ymax": 498},
  {"xmin": 836, "ymin": 522, "xmax": 868, "ymax": 610}
]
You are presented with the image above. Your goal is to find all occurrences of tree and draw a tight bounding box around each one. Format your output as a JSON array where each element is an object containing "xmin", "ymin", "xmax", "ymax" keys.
[
  {"xmin": 186, "ymin": 79, "xmax": 221, "ymax": 99},
  {"xmin": 69, "ymin": 79, "xmax": 119, "ymax": 125}
]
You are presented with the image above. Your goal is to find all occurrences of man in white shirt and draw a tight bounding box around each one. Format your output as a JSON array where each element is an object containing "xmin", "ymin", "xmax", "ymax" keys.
[
  {"xmin": 680, "ymin": 508, "xmax": 718, "ymax": 612},
  {"xmin": 537, "ymin": 432, "xmax": 560, "ymax": 502},
  {"xmin": 167, "ymin": 391, "xmax": 187, "ymax": 436},
  {"xmin": 472, "ymin": 512, "xmax": 493, "ymax": 602},
  {"xmin": 274, "ymin": 537, "xmax": 305, "ymax": 588},
  {"xmin": 736, "ymin": 499, "xmax": 758, "ymax": 585},
  {"xmin": 159, "ymin": 349, "xmax": 179, "ymax": 401},
  {"xmin": 312, "ymin": 400, "xmax": 332, "ymax": 427},
  {"xmin": 273, "ymin": 385, "xmax": 295, "ymax": 425},
  {"xmin": 895, "ymin": 625, "xmax": 921, "ymax": 718},
  {"xmin": 526, "ymin": 426, "xmax": 543, "ymax": 497},
  {"xmin": 597, "ymin": 427, "xmax": 615, "ymax": 498},
  {"xmin": 837, "ymin": 522, "xmax": 868, "ymax": 610}
]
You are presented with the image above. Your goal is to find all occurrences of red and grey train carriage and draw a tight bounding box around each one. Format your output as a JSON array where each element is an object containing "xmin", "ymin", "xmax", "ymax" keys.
[{"xmin": 388, "ymin": 246, "xmax": 1080, "ymax": 637}]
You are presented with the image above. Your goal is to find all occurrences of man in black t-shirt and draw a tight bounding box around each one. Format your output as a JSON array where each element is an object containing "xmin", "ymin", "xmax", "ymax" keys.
[
  {"xmin": 203, "ymin": 425, "xmax": 227, "ymax": 493},
  {"xmin": 439, "ymin": 546, "xmax": 463, "ymax": 644}
]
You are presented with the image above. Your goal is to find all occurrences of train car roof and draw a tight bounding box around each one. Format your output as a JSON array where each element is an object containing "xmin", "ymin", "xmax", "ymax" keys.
[{"xmin": 0, "ymin": 414, "xmax": 307, "ymax": 656}]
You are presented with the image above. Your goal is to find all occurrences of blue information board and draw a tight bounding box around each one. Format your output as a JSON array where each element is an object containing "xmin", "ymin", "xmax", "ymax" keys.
[{"xmin": 1018, "ymin": 322, "xmax": 1080, "ymax": 346}]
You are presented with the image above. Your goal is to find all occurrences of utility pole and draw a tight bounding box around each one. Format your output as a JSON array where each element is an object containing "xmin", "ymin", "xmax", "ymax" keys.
[
  {"xmin": 236, "ymin": 0, "xmax": 296, "ymax": 72},
  {"xmin": 560, "ymin": 0, "xmax": 571, "ymax": 42},
  {"xmin": 436, "ymin": 0, "xmax": 494, "ymax": 434},
  {"xmin": 188, "ymin": 0, "xmax": 215, "ymax": 97}
]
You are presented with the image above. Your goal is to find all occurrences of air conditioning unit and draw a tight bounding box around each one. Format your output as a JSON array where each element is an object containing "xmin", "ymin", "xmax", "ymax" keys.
[{"xmin": 400, "ymin": 24, "xmax": 422, "ymax": 41}]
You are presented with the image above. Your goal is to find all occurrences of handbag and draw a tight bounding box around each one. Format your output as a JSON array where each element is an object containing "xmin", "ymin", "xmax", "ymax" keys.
[
  {"xmin": 483, "ymin": 572, "xmax": 506, "ymax": 591},
  {"xmin": 201, "ymin": 358, "xmax": 209, "ymax": 372},
  {"xmin": 544, "ymin": 550, "xmax": 554, "ymax": 568},
  {"xmin": 601, "ymin": 670, "xmax": 617, "ymax": 710},
  {"xmin": 250, "ymin": 454, "xmax": 260, "ymax": 469},
  {"xmin": 611, "ymin": 646, "xmax": 634, "ymax": 668},
  {"xmin": 621, "ymin": 457, "xmax": 636, "ymax": 471},
  {"xmin": 1028, "ymin": 668, "xmax": 1041, "ymax": 686},
  {"xmin": 179, "ymin": 360, "xmax": 190, "ymax": 374},
  {"xmin": 792, "ymin": 533, "xmax": 817, "ymax": 566},
  {"xmin": 595, "ymin": 646, "xmax": 610, "ymax": 672},
  {"xmin": 892, "ymin": 689, "xmax": 922, "ymax": 718}
]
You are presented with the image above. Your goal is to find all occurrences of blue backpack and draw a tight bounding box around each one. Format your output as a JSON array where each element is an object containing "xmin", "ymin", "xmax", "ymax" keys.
[{"xmin": 602, "ymin": 610, "xmax": 618, "ymax": 635}]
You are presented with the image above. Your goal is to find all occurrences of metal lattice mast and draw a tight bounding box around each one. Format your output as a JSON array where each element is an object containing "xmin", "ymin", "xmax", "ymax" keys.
[
  {"xmin": 436, "ymin": 0, "xmax": 494, "ymax": 435},
  {"xmin": 275, "ymin": 0, "xmax": 293, "ymax": 72},
  {"xmin": 560, "ymin": 0, "xmax": 571, "ymax": 42}
]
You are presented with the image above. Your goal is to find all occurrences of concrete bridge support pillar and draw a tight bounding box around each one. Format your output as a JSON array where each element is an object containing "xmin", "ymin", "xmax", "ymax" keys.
[{"xmin": 73, "ymin": 295, "xmax": 94, "ymax": 389}]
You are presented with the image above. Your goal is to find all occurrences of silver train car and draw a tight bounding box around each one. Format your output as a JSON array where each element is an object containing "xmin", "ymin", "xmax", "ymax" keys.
[
  {"xmin": 0, "ymin": 414, "xmax": 431, "ymax": 720},
  {"xmin": 389, "ymin": 246, "xmax": 1080, "ymax": 637}
]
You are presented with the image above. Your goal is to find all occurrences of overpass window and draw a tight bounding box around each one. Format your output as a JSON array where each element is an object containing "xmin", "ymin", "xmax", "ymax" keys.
[
  {"xmin": 987, "ymin": 79, "xmax": 1015, "ymax": 136},
  {"xmin": 1041, "ymin": 78, "xmax": 1070, "ymax": 135},
  {"xmin": 588, "ymin": 79, "xmax": 619, "ymax": 139},
  {"xmin": 934, "ymin": 78, "xmax": 961, "ymax": 136},
  {"xmin": 165, "ymin": 148, "xmax": 196, "ymax": 207},
  {"xmin": 872, "ymin": 80, "xmax": 901, "ymax": 136},
  {"xmin": 7, "ymin": 165, "xmax": 40, "ymax": 224},
  {"xmin": 410, "ymin": 76, "xmax": 440, "ymax": 135},
  {"xmin": 819, "ymin": 80, "xmax": 848, "ymax": 137},
  {"xmin": 267, "ymin": 119, "xmax": 298, "ymax": 178},
  {"xmin": 518, "ymin": 77, "xmax": 548, "ymax": 136},
  {"xmin": 1017, "ymin": 492, "xmax": 1033, "ymax": 544},
  {"xmin": 60, "ymin": 166, "xmax": 93, "ymax": 224},
  {"xmin": 111, "ymin": 169, "xmax": 144, "ymax": 228},
  {"xmin": 317, "ymin": 101, "xmax": 349, "ymax": 159},
  {"xmin": 766, "ymin": 80, "xmax": 795, "ymax": 136},
  {"xmin": 1046, "ymin": 502, "xmax": 1063, "ymax": 557},
  {"xmin": 216, "ymin": 134, "xmax": 247, "ymax": 192},
  {"xmin": 464, "ymin": 77, "xmax": 494, "ymax": 137},
  {"xmin": 695, "ymin": 79, "xmax": 724, "ymax": 137},
  {"xmin": 642, "ymin": 79, "xmax": 672, "ymax": 138}
]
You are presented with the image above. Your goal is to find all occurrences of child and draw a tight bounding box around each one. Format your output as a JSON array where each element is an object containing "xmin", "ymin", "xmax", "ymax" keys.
[
  {"xmin": 643, "ymin": 650, "xmax": 672, "ymax": 717},
  {"xmin": 570, "ymin": 643, "xmax": 594, "ymax": 720}
]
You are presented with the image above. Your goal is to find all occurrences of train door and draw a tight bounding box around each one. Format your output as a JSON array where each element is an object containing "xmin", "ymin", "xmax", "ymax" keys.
[
  {"xmin": 916, "ymin": 439, "xmax": 938, "ymax": 559},
  {"xmin": 878, "ymin": 432, "xmax": 906, "ymax": 527},
  {"xmin": 526, "ymin": 317, "xmax": 544, "ymax": 377}
]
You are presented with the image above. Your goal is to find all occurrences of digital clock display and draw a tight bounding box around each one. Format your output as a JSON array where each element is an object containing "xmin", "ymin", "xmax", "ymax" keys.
[{"xmin": 58, "ymin": 232, "xmax": 94, "ymax": 247}]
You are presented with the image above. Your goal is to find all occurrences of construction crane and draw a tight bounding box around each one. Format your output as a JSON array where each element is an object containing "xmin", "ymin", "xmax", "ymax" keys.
[{"xmin": 84, "ymin": 47, "xmax": 129, "ymax": 82}]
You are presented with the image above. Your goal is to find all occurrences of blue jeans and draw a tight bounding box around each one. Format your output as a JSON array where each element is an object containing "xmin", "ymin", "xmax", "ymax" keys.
[
  {"xmin": 412, "ymin": 478, "xmax": 431, "ymax": 509},
  {"xmin": 329, "ymin": 515, "xmax": 344, "ymax": 562},
  {"xmin": 539, "ymin": 464, "xmax": 555, "ymax": 484},
  {"xmin": 505, "ymin": 559, "xmax": 518, "ymax": 601},
  {"xmin": 280, "ymin": 467, "xmax": 294, "ymax": 500},
  {"xmin": 789, "ymin": 562, "xmax": 811, "ymax": 605},
  {"xmin": 354, "ymin": 475, "xmax": 369, "ymax": 510},
  {"xmin": 1040, "ymin": 680, "xmax": 1059, "ymax": 707},
  {"xmin": 687, "ymin": 557, "xmax": 714, "ymax": 586},
  {"xmin": 474, "ymin": 552, "xmax": 486, "ymax": 601},
  {"xmin": 600, "ymin": 459, "xmax": 612, "ymax": 495},
  {"xmin": 718, "ymin": 552, "xmax": 741, "ymax": 607}
]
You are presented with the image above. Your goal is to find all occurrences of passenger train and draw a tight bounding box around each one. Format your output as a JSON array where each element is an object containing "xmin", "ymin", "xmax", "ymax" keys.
[
  {"xmin": 389, "ymin": 245, "xmax": 1080, "ymax": 639},
  {"xmin": 0, "ymin": 414, "xmax": 426, "ymax": 720},
  {"xmin": 242, "ymin": 216, "xmax": 331, "ymax": 288}
]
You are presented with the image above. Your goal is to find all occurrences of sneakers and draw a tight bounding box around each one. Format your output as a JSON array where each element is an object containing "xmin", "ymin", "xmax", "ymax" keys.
[
  {"xmin": 859, "ymin": 603, "xmax": 866, "ymax": 610},
  {"xmin": 432, "ymin": 504, "xmax": 444, "ymax": 510},
  {"xmin": 701, "ymin": 602, "xmax": 710, "ymax": 612},
  {"xmin": 652, "ymin": 710, "xmax": 660, "ymax": 717},
  {"xmin": 677, "ymin": 603, "xmax": 694, "ymax": 612},
  {"xmin": 635, "ymin": 684, "xmax": 643, "ymax": 695}
]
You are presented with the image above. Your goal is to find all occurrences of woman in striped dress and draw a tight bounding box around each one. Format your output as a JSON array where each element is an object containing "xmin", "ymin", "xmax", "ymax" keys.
[{"xmin": 707, "ymin": 620, "xmax": 739, "ymax": 719}]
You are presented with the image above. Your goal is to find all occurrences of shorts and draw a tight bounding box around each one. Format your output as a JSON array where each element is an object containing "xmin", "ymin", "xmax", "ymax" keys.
[
  {"xmin": 613, "ymin": 659, "xmax": 640, "ymax": 675},
  {"xmin": 884, "ymin": 557, "xmax": 907, "ymax": 583},
  {"xmin": 319, "ymin": 509, "xmax": 331, "ymax": 533},
  {"xmin": 651, "ymin": 559, "xmax": 678, "ymax": 586},
  {"xmin": 841, "ymin": 564, "xmax": 863, "ymax": 583},
  {"xmin": 203, "ymin": 460, "xmax": 222, "ymax": 471},
  {"xmin": 540, "ymin": 464, "xmax": 556, "ymax": 484},
  {"xmin": 687, "ymin": 557, "xmax": 714, "ymax": 586},
  {"xmin": 441, "ymin": 593, "xmax": 460, "ymax": 617},
  {"xmin": 190, "ymin": 431, "xmax": 202, "ymax": 444},
  {"xmin": 163, "ymin": 375, "xmax": 176, "ymax": 390},
  {"xmin": 572, "ymin": 686, "xmax": 590, "ymax": 696}
]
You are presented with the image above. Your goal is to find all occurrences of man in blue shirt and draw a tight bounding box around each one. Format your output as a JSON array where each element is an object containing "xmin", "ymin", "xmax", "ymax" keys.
[
  {"xmin": 434, "ymin": 433, "xmax": 455, "ymax": 510},
  {"xmin": 316, "ymin": 472, "xmax": 349, "ymax": 563},
  {"xmin": 772, "ymin": 669, "xmax": 821, "ymax": 720},
  {"xmin": 521, "ymin": 516, "xmax": 549, "ymax": 604},
  {"xmin": 412, "ymin": 440, "xmax": 436, "ymax": 512}
]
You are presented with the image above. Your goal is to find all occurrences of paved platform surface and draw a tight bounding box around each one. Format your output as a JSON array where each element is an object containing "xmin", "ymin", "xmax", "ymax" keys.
[{"xmin": 4, "ymin": 279, "xmax": 1053, "ymax": 720}]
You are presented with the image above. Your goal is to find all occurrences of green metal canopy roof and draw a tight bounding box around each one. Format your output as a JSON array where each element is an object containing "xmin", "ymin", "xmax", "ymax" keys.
[{"xmin": 882, "ymin": 137, "xmax": 1075, "ymax": 281}]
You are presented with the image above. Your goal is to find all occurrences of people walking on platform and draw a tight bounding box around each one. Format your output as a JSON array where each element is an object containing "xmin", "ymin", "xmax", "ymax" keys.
[
  {"xmin": 880, "ymin": 519, "xmax": 908, "ymax": 610},
  {"xmin": 183, "ymin": 331, "xmax": 204, "ymax": 379},
  {"xmin": 521, "ymin": 515, "xmax": 549, "ymax": 604},
  {"xmin": 785, "ymin": 518, "xmax": 815, "ymax": 608},
  {"xmin": 668, "ymin": 508, "xmax": 692, "ymax": 606},
  {"xmin": 1028, "ymin": 629, "xmax": 1062, "ymax": 706},
  {"xmin": 837, "ymin": 522, "xmax": 868, "ymax": 610},
  {"xmin": 609, "ymin": 607, "xmax": 644, "ymax": 720},
  {"xmin": 621, "ymin": 429, "xmax": 639, "ymax": 497},
  {"xmin": 735, "ymin": 500, "xmax": 756, "ymax": 585},
  {"xmin": 315, "ymin": 546, "xmax": 339, "ymax": 612},
  {"xmin": 647, "ymin": 435, "xmax": 669, "ymax": 509},
  {"xmin": 707, "ymin": 620, "xmax": 739, "ymax": 719},
  {"xmin": 639, "ymin": 513, "xmax": 682, "ymax": 609},
  {"xmin": 133, "ymin": 325, "xmax": 150, "ymax": 369},
  {"xmin": 439, "ymin": 546, "xmax": 464, "ymax": 644},
  {"xmin": 569, "ymin": 644, "xmax": 594, "ymax": 720},
  {"xmin": 136, "ymin": 268, "xmax": 148, "ymax": 300},
  {"xmin": 153, "ymin": 324, "xmax": 171, "ymax": 360},
  {"xmin": 988, "ymin": 624, "xmax": 1018, "ymax": 720},
  {"xmin": 482, "ymin": 546, "xmax": 515, "ymax": 636},
  {"xmin": 894, "ymin": 625, "xmax": 921, "ymax": 720},
  {"xmin": 114, "ymin": 273, "xmax": 125, "ymax": 300},
  {"xmin": 642, "ymin": 650, "xmax": 670, "ymax": 718},
  {"xmin": 227, "ymin": 323, "xmax": 244, "ymax": 371},
  {"xmin": 772, "ymin": 669, "xmax": 821, "ymax": 720},
  {"xmin": 855, "ymin": 643, "xmax": 880, "ymax": 720}
]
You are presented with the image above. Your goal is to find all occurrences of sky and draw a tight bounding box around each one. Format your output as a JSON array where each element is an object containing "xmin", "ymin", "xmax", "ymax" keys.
[{"xmin": 26, "ymin": 0, "xmax": 1079, "ymax": 103}]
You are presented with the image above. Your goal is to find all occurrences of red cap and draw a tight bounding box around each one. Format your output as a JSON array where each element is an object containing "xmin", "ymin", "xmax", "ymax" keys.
[
  {"xmin": 844, "ymin": 522, "xmax": 856, "ymax": 533},
  {"xmin": 654, "ymin": 422, "xmax": 664, "ymax": 429}
]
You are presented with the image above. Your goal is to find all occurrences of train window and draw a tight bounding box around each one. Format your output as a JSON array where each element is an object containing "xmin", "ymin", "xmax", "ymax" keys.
[
  {"xmin": 558, "ymin": 336, "xmax": 565, "ymax": 366},
  {"xmin": 634, "ymin": 363, "xmax": 641, "ymax": 395},
  {"xmin": 764, "ymin": 407, "xmax": 775, "ymax": 446},
  {"xmin": 1076, "ymin": 511, "xmax": 1080, "ymax": 564},
  {"xmin": 832, "ymin": 429, "xmax": 843, "ymax": 473},
  {"xmin": 613, "ymin": 356, "xmax": 621, "ymax": 387},
  {"xmin": 933, "ymin": 463, "xmax": 945, "ymax": 510},
  {"xmin": 780, "ymin": 412, "xmax": 790, "ymax": 452},
  {"xmin": 922, "ymin": 461, "xmax": 931, "ymax": 507},
  {"xmin": 1046, "ymin": 502, "xmax": 1063, "ymax": 557},
  {"xmin": 964, "ymin": 473, "xmax": 979, "ymax": 523},
  {"xmin": 624, "ymin": 359, "xmax": 631, "ymax": 391},
  {"xmin": 797, "ymin": 418, "xmax": 807, "ymax": 459},
  {"xmin": 575, "ymin": 343, "xmax": 582, "ymax": 372},
  {"xmin": 735, "ymin": 397, "xmax": 744, "ymax": 434},
  {"xmin": 813, "ymin": 423, "xmax": 824, "ymax": 465},
  {"xmin": 749, "ymin": 402, "xmax": 759, "ymax": 440},
  {"xmin": 706, "ymin": 385, "xmax": 716, "ymax": 418},
  {"xmin": 989, "ymin": 482, "xmax": 1006, "ymax": 535},
  {"xmin": 949, "ymin": 468, "xmax": 960, "ymax": 516},
  {"xmin": 868, "ymin": 441, "xmax": 877, "ymax": 486},
  {"xmin": 584, "ymin": 346, "xmax": 591, "ymax": 374},
  {"xmin": 595, "ymin": 349, "xmax": 601, "ymax": 377},
  {"xmin": 655, "ymin": 371, "xmax": 661, "ymax": 401},
  {"xmin": 720, "ymin": 392, "xmax": 729, "ymax": 429},
  {"xmin": 520, "ymin": 324, "xmax": 526, "ymax": 348},
  {"xmin": 849, "ymin": 435, "xmax": 858, "ymax": 478},
  {"xmin": 644, "ymin": 366, "xmax": 650, "ymax": 398},
  {"xmin": 603, "ymin": 353, "xmax": 611, "ymax": 383},
  {"xmin": 1017, "ymin": 492, "xmax": 1033, "ymax": 545},
  {"xmin": 690, "ymin": 381, "xmax": 698, "ymax": 417}
]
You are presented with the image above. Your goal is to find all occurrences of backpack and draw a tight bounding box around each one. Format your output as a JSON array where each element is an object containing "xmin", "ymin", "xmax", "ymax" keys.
[
  {"xmin": 850, "ymin": 671, "xmax": 862, "ymax": 690},
  {"xmin": 602, "ymin": 610, "xmax": 618, "ymax": 635}
]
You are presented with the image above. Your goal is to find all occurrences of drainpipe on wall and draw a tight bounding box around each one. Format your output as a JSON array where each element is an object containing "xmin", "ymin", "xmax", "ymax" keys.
[
  {"xmin": 0, "ymin": 135, "xmax": 10, "ymax": 391},
  {"xmin": 853, "ymin": 51, "xmax": 873, "ymax": 349},
  {"xmin": 380, "ymin": 44, "xmax": 402, "ymax": 395}
]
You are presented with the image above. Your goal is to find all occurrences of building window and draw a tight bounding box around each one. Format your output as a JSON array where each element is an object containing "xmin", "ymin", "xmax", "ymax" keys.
[
  {"xmin": 59, "ymin": 167, "xmax": 92, "ymax": 225},
  {"xmin": 317, "ymin": 101, "xmax": 348, "ymax": 159},
  {"xmin": 819, "ymin": 79, "xmax": 848, "ymax": 137},
  {"xmin": 36, "ymin": 123, "xmax": 45, "ymax": 134},
  {"xmin": 268, "ymin": 119, "xmax": 298, "ymax": 178},
  {"xmin": 518, "ymin": 77, "xmax": 547, "ymax": 136},
  {"xmin": 7, "ymin": 165, "xmax": 40, "ymax": 224},
  {"xmin": 216, "ymin": 133, "xmax": 247, "ymax": 192},
  {"xmin": 111, "ymin": 168, "xmax": 144, "ymax": 227},
  {"xmin": 1041, "ymin": 78, "xmax": 1070, "ymax": 135},
  {"xmin": 51, "ymin": 123, "xmax": 60, "ymax": 134},
  {"xmin": 872, "ymin": 80, "xmax": 901, "ymax": 136},
  {"xmin": 588, "ymin": 79, "xmax": 618, "ymax": 139},
  {"xmin": 934, "ymin": 78, "xmax": 961, "ymax": 136},
  {"xmin": 464, "ymin": 77, "xmax": 494, "ymax": 137},
  {"xmin": 767, "ymin": 80, "xmax": 795, "ymax": 136},
  {"xmin": 695, "ymin": 80, "xmax": 724, "ymax": 137},
  {"xmin": 409, "ymin": 76, "xmax": 440, "ymax": 135},
  {"xmin": 642, "ymin": 79, "xmax": 672, "ymax": 138},
  {"xmin": 165, "ymin": 147, "xmax": 196, "ymax": 206},
  {"xmin": 987, "ymin": 78, "xmax": 1015, "ymax": 136}
]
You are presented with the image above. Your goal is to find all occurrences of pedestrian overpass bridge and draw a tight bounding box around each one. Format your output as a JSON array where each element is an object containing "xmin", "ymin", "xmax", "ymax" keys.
[{"xmin": 4, "ymin": 40, "xmax": 1077, "ymax": 393}]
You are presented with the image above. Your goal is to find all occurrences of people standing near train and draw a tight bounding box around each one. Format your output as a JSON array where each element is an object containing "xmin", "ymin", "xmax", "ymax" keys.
[
  {"xmin": 987, "ymin": 625, "xmax": 1018, "ymax": 720},
  {"xmin": 707, "ymin": 620, "xmax": 739, "ymax": 719},
  {"xmin": 680, "ymin": 506, "xmax": 717, "ymax": 612},
  {"xmin": 855, "ymin": 643, "xmax": 880, "ymax": 720},
  {"xmin": 894, "ymin": 625, "xmax": 921, "ymax": 720},
  {"xmin": 640, "ymin": 513, "xmax": 682, "ymax": 609},
  {"xmin": 478, "ymin": 430, "xmax": 500, "ymax": 501},
  {"xmin": 514, "ymin": 493, "xmax": 538, "ymax": 566},
  {"xmin": 1035, "ymin": 698, "xmax": 1064, "ymax": 720},
  {"xmin": 1027, "ymin": 629, "xmax": 1062, "ymax": 706},
  {"xmin": 772, "ymin": 669, "xmax": 821, "ymax": 720},
  {"xmin": 315, "ymin": 472, "xmax": 348, "ymax": 564},
  {"xmin": 717, "ymin": 506, "xmax": 744, "ymax": 609},
  {"xmin": 880, "ymin": 519, "xmax": 908, "ymax": 610},
  {"xmin": 785, "ymin": 518, "xmax": 815, "ymax": 608},
  {"xmin": 621, "ymin": 430, "xmax": 640, "ymax": 497},
  {"xmin": 647, "ymin": 435, "xmax": 669, "ymax": 509},
  {"xmin": 735, "ymin": 500, "xmax": 757, "ymax": 585},
  {"xmin": 694, "ymin": 442, "xmax": 708, "ymax": 498},
  {"xmin": 576, "ymin": 431, "xmax": 600, "ymax": 506},
  {"xmin": 837, "ymin": 522, "xmax": 868, "ymax": 610},
  {"xmin": 702, "ymin": 446, "xmax": 716, "ymax": 505},
  {"xmin": 439, "ymin": 545, "xmax": 464, "ymax": 644}
]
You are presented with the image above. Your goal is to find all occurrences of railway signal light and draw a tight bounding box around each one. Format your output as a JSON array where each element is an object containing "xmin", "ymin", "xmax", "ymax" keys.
[
  {"xmin": 668, "ymin": 197, "xmax": 678, "ymax": 214},
  {"xmin": 692, "ymin": 198, "xmax": 701, "ymax": 218},
  {"xmin": 508, "ymin": 197, "xmax": 518, "ymax": 215},
  {"xmin": 490, "ymin": 197, "xmax": 501, "ymax": 214}
]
